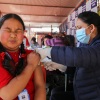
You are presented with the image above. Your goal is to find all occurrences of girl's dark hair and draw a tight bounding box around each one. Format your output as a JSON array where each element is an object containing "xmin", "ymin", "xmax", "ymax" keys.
[
  {"xmin": 0, "ymin": 13, "xmax": 25, "ymax": 30},
  {"xmin": 0, "ymin": 13, "xmax": 26, "ymax": 76},
  {"xmin": 78, "ymin": 11, "xmax": 100, "ymax": 33}
]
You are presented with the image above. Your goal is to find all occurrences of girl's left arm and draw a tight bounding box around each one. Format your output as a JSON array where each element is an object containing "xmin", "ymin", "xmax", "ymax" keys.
[{"xmin": 33, "ymin": 65, "xmax": 46, "ymax": 100}]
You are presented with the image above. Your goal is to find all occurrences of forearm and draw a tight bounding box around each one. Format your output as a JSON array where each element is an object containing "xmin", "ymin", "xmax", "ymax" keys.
[
  {"xmin": 0, "ymin": 65, "xmax": 35, "ymax": 100},
  {"xmin": 34, "ymin": 86, "xmax": 46, "ymax": 100}
]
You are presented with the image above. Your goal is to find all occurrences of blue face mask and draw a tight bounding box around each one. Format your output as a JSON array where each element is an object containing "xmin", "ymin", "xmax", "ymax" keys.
[{"xmin": 76, "ymin": 27, "xmax": 91, "ymax": 44}]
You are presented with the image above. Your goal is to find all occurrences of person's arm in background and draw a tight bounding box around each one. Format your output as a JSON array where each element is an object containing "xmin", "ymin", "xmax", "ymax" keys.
[
  {"xmin": 37, "ymin": 35, "xmax": 43, "ymax": 48},
  {"xmin": 0, "ymin": 52, "xmax": 40, "ymax": 100},
  {"xmin": 33, "ymin": 65, "xmax": 46, "ymax": 100}
]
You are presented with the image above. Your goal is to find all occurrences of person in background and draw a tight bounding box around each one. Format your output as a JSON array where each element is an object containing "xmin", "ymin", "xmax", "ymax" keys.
[
  {"xmin": 42, "ymin": 35, "xmax": 53, "ymax": 48},
  {"xmin": 0, "ymin": 13, "xmax": 46, "ymax": 100},
  {"xmin": 45, "ymin": 34, "xmax": 65, "ymax": 47},
  {"xmin": 36, "ymin": 11, "xmax": 100, "ymax": 100},
  {"xmin": 46, "ymin": 33, "xmax": 75, "ymax": 47},
  {"xmin": 30, "ymin": 37, "xmax": 39, "ymax": 50}
]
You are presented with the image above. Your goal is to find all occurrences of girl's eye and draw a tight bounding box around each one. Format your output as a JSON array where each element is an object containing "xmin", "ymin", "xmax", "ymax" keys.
[
  {"xmin": 15, "ymin": 30, "xmax": 23, "ymax": 34},
  {"xmin": 2, "ymin": 29, "xmax": 23, "ymax": 34},
  {"xmin": 4, "ymin": 29, "xmax": 11, "ymax": 33}
]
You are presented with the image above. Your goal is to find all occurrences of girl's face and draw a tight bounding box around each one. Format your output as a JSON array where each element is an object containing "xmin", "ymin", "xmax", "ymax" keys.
[{"xmin": 0, "ymin": 18, "xmax": 24, "ymax": 51}]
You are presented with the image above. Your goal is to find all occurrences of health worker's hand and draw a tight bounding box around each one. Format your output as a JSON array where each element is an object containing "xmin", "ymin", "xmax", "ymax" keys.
[
  {"xmin": 44, "ymin": 61, "xmax": 67, "ymax": 72},
  {"xmin": 35, "ymin": 47, "xmax": 52, "ymax": 60}
]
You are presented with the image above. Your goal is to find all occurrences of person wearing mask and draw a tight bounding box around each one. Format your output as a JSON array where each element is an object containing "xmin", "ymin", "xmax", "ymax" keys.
[
  {"xmin": 0, "ymin": 13, "xmax": 46, "ymax": 100},
  {"xmin": 36, "ymin": 11, "xmax": 100, "ymax": 100}
]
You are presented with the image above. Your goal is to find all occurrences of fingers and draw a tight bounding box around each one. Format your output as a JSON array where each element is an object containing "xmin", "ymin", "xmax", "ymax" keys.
[
  {"xmin": 33, "ymin": 50, "xmax": 41, "ymax": 58},
  {"xmin": 34, "ymin": 52, "xmax": 41, "ymax": 65},
  {"xmin": 27, "ymin": 51, "xmax": 41, "ymax": 67},
  {"xmin": 45, "ymin": 64, "xmax": 56, "ymax": 71},
  {"xmin": 36, "ymin": 52, "xmax": 41, "ymax": 58}
]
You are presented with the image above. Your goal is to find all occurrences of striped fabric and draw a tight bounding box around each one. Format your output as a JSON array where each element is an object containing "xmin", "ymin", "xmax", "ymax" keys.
[{"xmin": 46, "ymin": 38, "xmax": 65, "ymax": 46}]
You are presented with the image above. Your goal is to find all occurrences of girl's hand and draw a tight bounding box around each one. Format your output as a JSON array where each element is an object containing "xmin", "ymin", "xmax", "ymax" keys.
[{"xmin": 27, "ymin": 51, "xmax": 41, "ymax": 68}]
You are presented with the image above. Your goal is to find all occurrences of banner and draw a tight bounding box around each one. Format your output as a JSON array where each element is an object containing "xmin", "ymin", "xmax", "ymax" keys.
[
  {"xmin": 67, "ymin": 0, "xmax": 97, "ymax": 35},
  {"xmin": 59, "ymin": 0, "xmax": 98, "ymax": 34}
]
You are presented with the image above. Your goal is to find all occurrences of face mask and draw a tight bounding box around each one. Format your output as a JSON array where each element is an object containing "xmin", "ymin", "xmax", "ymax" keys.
[{"xmin": 76, "ymin": 27, "xmax": 91, "ymax": 44}]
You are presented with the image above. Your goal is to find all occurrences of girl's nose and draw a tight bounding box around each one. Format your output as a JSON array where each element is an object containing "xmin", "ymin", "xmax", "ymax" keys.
[{"xmin": 10, "ymin": 32, "xmax": 17, "ymax": 38}]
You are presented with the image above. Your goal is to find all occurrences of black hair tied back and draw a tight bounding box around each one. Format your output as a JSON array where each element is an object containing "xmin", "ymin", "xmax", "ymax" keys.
[{"xmin": 0, "ymin": 42, "xmax": 26, "ymax": 76}]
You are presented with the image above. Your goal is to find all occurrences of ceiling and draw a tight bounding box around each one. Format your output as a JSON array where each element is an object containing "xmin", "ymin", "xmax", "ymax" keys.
[{"xmin": 0, "ymin": 0, "xmax": 81, "ymax": 29}]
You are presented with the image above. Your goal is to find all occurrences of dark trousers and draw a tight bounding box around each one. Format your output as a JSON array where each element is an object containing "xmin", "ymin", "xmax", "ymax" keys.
[{"xmin": 50, "ymin": 86, "xmax": 75, "ymax": 100}]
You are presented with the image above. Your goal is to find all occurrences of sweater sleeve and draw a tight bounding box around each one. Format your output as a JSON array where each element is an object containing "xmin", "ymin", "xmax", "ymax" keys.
[{"xmin": 51, "ymin": 44, "xmax": 100, "ymax": 68}]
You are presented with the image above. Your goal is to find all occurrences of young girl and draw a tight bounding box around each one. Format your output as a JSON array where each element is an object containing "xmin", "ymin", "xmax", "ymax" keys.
[{"xmin": 0, "ymin": 13, "xmax": 46, "ymax": 100}]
